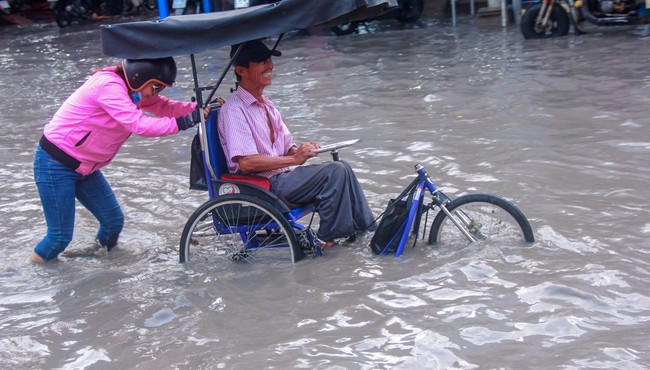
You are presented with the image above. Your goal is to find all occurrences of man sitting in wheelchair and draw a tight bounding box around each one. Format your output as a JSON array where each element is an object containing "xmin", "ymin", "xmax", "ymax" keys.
[{"xmin": 218, "ymin": 39, "xmax": 375, "ymax": 249}]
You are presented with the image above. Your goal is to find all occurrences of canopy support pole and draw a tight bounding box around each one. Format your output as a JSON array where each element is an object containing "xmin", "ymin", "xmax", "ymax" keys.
[{"xmin": 191, "ymin": 54, "xmax": 218, "ymax": 182}]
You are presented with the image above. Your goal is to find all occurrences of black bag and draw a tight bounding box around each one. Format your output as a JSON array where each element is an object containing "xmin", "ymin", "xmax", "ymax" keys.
[
  {"xmin": 370, "ymin": 190, "xmax": 414, "ymax": 255},
  {"xmin": 189, "ymin": 134, "xmax": 208, "ymax": 191}
]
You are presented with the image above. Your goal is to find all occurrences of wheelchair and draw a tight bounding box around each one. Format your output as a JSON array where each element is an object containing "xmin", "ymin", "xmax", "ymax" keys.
[
  {"xmin": 179, "ymin": 109, "xmax": 326, "ymax": 264},
  {"xmin": 99, "ymin": 2, "xmax": 535, "ymax": 264}
]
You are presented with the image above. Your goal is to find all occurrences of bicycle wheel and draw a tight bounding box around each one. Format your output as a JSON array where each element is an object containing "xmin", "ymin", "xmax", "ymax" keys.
[
  {"xmin": 428, "ymin": 194, "xmax": 534, "ymax": 246},
  {"xmin": 179, "ymin": 194, "xmax": 302, "ymax": 264}
]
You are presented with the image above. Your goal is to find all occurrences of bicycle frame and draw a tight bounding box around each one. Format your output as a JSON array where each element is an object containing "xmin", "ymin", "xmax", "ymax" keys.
[{"xmin": 392, "ymin": 163, "xmax": 478, "ymax": 257}]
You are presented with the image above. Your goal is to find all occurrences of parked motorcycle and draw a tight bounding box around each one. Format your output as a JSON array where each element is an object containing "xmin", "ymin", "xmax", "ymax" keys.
[
  {"xmin": 124, "ymin": 0, "xmax": 155, "ymax": 13},
  {"xmin": 53, "ymin": 0, "xmax": 156, "ymax": 28},
  {"xmin": 520, "ymin": 0, "xmax": 650, "ymax": 39},
  {"xmin": 330, "ymin": 0, "xmax": 424, "ymax": 35},
  {"xmin": 52, "ymin": 0, "xmax": 94, "ymax": 27},
  {"xmin": 1, "ymin": 0, "xmax": 54, "ymax": 22}
]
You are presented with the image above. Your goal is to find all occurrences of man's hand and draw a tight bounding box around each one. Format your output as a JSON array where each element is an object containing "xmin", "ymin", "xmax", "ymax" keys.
[
  {"xmin": 293, "ymin": 142, "xmax": 320, "ymax": 165},
  {"xmin": 237, "ymin": 141, "xmax": 321, "ymax": 173}
]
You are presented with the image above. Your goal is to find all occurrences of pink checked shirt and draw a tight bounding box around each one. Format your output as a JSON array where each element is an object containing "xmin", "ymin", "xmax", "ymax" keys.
[{"xmin": 218, "ymin": 87, "xmax": 295, "ymax": 178}]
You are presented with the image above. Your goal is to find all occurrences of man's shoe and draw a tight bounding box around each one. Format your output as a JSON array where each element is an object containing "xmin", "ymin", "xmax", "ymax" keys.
[{"xmin": 322, "ymin": 240, "xmax": 336, "ymax": 249}]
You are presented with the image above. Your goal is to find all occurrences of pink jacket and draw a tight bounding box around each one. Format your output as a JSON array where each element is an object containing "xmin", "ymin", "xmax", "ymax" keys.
[{"xmin": 43, "ymin": 68, "xmax": 196, "ymax": 175}]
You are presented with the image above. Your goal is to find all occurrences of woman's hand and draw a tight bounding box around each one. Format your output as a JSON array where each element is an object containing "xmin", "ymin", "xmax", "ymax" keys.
[{"xmin": 202, "ymin": 97, "xmax": 225, "ymax": 118}]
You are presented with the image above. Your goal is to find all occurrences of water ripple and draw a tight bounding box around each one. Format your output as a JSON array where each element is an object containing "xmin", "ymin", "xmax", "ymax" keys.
[{"xmin": 2, "ymin": 16, "xmax": 650, "ymax": 369}]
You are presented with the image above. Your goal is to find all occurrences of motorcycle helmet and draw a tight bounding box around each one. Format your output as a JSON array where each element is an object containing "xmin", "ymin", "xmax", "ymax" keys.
[{"xmin": 122, "ymin": 57, "xmax": 177, "ymax": 92}]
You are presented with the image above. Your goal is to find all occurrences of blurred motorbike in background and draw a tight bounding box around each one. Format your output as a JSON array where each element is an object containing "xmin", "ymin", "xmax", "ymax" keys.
[
  {"xmin": 52, "ymin": 0, "xmax": 95, "ymax": 27},
  {"xmin": 1, "ymin": 0, "xmax": 54, "ymax": 23},
  {"xmin": 229, "ymin": 0, "xmax": 420, "ymax": 36},
  {"xmin": 330, "ymin": 0, "xmax": 424, "ymax": 35},
  {"xmin": 520, "ymin": 0, "xmax": 650, "ymax": 39},
  {"xmin": 51, "ymin": 0, "xmax": 157, "ymax": 28}
]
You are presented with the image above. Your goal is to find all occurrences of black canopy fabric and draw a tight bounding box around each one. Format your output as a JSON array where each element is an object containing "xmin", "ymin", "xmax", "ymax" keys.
[{"xmin": 100, "ymin": 0, "xmax": 397, "ymax": 59}]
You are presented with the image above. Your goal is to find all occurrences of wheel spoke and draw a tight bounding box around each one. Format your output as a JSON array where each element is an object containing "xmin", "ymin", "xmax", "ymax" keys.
[
  {"xmin": 180, "ymin": 195, "xmax": 302, "ymax": 264},
  {"xmin": 429, "ymin": 194, "xmax": 534, "ymax": 246}
]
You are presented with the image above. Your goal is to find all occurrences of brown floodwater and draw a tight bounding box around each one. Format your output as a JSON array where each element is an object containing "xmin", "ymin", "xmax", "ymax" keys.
[{"xmin": 1, "ymin": 13, "xmax": 650, "ymax": 369}]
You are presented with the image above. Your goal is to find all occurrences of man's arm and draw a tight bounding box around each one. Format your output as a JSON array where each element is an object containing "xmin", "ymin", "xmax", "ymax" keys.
[{"xmin": 237, "ymin": 142, "xmax": 321, "ymax": 173}]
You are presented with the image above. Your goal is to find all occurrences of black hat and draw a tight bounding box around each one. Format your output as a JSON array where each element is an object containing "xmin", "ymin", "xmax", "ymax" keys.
[{"xmin": 230, "ymin": 39, "xmax": 282, "ymax": 66}]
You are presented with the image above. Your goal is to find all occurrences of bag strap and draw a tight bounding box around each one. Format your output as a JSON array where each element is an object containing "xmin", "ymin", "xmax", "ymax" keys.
[{"xmin": 369, "ymin": 174, "xmax": 421, "ymax": 228}]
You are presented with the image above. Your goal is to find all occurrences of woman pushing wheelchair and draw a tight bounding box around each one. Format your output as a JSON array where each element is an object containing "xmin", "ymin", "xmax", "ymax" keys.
[{"xmin": 30, "ymin": 57, "xmax": 211, "ymax": 263}]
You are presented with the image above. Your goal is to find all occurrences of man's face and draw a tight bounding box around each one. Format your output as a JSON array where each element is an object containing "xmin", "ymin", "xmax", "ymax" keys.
[{"xmin": 239, "ymin": 57, "xmax": 274, "ymax": 88}]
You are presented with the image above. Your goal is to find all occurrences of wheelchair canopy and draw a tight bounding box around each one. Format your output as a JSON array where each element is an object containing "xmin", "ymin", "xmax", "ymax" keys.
[
  {"xmin": 100, "ymin": 0, "xmax": 398, "ymax": 59},
  {"xmin": 100, "ymin": 0, "xmax": 396, "ymax": 182}
]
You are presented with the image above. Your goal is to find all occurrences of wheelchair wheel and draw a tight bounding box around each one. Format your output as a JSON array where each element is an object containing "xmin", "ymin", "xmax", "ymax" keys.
[
  {"xmin": 180, "ymin": 194, "xmax": 303, "ymax": 264},
  {"xmin": 428, "ymin": 194, "xmax": 535, "ymax": 246}
]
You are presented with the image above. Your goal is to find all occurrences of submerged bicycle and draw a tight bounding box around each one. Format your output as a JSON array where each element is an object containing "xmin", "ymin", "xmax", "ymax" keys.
[{"xmin": 370, "ymin": 163, "xmax": 534, "ymax": 257}]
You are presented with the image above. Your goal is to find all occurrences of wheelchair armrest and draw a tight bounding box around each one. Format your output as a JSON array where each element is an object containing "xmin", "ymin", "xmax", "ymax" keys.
[
  {"xmin": 221, "ymin": 173, "xmax": 270, "ymax": 191},
  {"xmin": 212, "ymin": 177, "xmax": 291, "ymax": 214}
]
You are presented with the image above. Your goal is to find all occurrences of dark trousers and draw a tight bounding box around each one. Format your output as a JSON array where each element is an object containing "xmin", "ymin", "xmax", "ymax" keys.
[{"xmin": 270, "ymin": 161, "xmax": 374, "ymax": 241}]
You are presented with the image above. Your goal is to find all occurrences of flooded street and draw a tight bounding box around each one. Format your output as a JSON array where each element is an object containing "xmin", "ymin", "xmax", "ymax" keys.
[{"xmin": 2, "ymin": 14, "xmax": 650, "ymax": 369}]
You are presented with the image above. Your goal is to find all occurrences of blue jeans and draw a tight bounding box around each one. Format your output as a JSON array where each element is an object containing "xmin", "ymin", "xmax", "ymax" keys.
[{"xmin": 33, "ymin": 145, "xmax": 124, "ymax": 260}]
